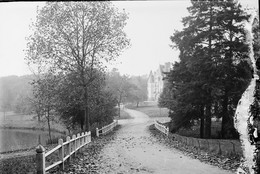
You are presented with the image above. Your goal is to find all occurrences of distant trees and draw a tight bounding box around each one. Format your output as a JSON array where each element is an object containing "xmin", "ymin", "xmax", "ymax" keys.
[
  {"xmin": 158, "ymin": 78, "xmax": 175, "ymax": 110},
  {"xmin": 106, "ymin": 68, "xmax": 132, "ymax": 116},
  {"xmin": 31, "ymin": 72, "xmax": 61, "ymax": 141},
  {"xmin": 161, "ymin": 0, "xmax": 252, "ymax": 139},
  {"xmin": 106, "ymin": 68, "xmax": 147, "ymax": 116},
  {"xmin": 0, "ymin": 75, "xmax": 33, "ymax": 117},
  {"xmin": 0, "ymin": 81, "xmax": 13, "ymax": 118},
  {"xmin": 129, "ymin": 75, "xmax": 148, "ymax": 107},
  {"xmin": 26, "ymin": 2, "xmax": 129, "ymax": 132}
]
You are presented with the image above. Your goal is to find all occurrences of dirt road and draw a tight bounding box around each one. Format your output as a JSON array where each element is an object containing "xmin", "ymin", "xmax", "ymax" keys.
[{"xmin": 95, "ymin": 109, "xmax": 234, "ymax": 174}]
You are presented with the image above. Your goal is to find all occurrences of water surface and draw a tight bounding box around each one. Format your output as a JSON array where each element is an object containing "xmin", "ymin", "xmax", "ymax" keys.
[{"xmin": 0, "ymin": 129, "xmax": 63, "ymax": 152}]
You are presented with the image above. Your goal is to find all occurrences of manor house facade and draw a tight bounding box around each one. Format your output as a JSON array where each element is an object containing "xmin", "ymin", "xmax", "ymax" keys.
[{"xmin": 147, "ymin": 62, "xmax": 171, "ymax": 101}]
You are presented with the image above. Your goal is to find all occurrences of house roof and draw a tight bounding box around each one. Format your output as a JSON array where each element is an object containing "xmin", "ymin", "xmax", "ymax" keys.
[{"xmin": 148, "ymin": 71, "xmax": 154, "ymax": 83}]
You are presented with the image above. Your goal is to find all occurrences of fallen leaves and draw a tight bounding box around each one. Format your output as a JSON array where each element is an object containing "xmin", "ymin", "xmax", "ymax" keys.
[
  {"xmin": 47, "ymin": 125, "xmax": 122, "ymax": 174},
  {"xmin": 149, "ymin": 124, "xmax": 243, "ymax": 173}
]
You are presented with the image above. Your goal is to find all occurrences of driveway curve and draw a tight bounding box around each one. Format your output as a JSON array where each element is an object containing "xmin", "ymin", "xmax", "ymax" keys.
[{"xmin": 96, "ymin": 109, "xmax": 234, "ymax": 174}]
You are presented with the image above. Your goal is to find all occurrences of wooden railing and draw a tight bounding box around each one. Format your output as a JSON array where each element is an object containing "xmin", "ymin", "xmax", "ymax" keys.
[
  {"xmin": 96, "ymin": 120, "xmax": 118, "ymax": 137},
  {"xmin": 154, "ymin": 120, "xmax": 169, "ymax": 135},
  {"xmin": 36, "ymin": 131, "xmax": 91, "ymax": 174}
]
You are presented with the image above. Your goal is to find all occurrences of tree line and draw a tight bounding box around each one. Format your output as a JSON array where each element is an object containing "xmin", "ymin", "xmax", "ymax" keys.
[
  {"xmin": 159, "ymin": 0, "xmax": 259, "ymax": 139},
  {"xmin": 0, "ymin": 71, "xmax": 147, "ymax": 133}
]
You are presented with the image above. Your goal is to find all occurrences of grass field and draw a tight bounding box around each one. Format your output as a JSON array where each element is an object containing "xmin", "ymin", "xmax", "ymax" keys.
[
  {"xmin": 127, "ymin": 105, "xmax": 223, "ymax": 138},
  {"xmin": 114, "ymin": 109, "xmax": 133, "ymax": 120},
  {"xmin": 129, "ymin": 105, "xmax": 169, "ymax": 118},
  {"xmin": 0, "ymin": 111, "xmax": 66, "ymax": 133}
]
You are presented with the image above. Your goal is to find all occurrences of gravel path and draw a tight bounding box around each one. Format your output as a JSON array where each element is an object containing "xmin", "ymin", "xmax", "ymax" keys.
[{"xmin": 61, "ymin": 109, "xmax": 235, "ymax": 174}]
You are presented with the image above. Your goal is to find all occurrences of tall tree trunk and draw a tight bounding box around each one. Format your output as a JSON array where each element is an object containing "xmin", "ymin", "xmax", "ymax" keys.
[
  {"xmin": 84, "ymin": 88, "xmax": 90, "ymax": 132},
  {"xmin": 47, "ymin": 107, "xmax": 52, "ymax": 143},
  {"xmin": 118, "ymin": 102, "xmax": 121, "ymax": 117},
  {"xmin": 118, "ymin": 94, "xmax": 122, "ymax": 117},
  {"xmin": 205, "ymin": 103, "xmax": 212, "ymax": 138},
  {"xmin": 37, "ymin": 103, "xmax": 41, "ymax": 122},
  {"xmin": 84, "ymin": 106, "xmax": 90, "ymax": 132},
  {"xmin": 87, "ymin": 106, "xmax": 90, "ymax": 131},
  {"xmin": 200, "ymin": 105, "xmax": 205, "ymax": 138},
  {"xmin": 81, "ymin": 110, "xmax": 84, "ymax": 130},
  {"xmin": 221, "ymin": 92, "xmax": 228, "ymax": 138},
  {"xmin": 38, "ymin": 113, "xmax": 41, "ymax": 122},
  {"xmin": 204, "ymin": 3, "xmax": 213, "ymax": 139}
]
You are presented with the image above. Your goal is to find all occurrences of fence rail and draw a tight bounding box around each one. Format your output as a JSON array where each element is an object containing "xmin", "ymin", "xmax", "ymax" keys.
[
  {"xmin": 154, "ymin": 120, "xmax": 169, "ymax": 135},
  {"xmin": 172, "ymin": 133, "xmax": 242, "ymax": 156},
  {"xmin": 36, "ymin": 131, "xmax": 91, "ymax": 174},
  {"xmin": 153, "ymin": 121, "xmax": 243, "ymax": 156},
  {"xmin": 96, "ymin": 120, "xmax": 118, "ymax": 137}
]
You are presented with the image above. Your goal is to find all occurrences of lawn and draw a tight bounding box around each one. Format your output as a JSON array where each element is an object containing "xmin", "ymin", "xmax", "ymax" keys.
[
  {"xmin": 0, "ymin": 111, "xmax": 66, "ymax": 133},
  {"xmin": 128, "ymin": 106, "xmax": 223, "ymax": 138},
  {"xmin": 129, "ymin": 105, "xmax": 169, "ymax": 118},
  {"xmin": 114, "ymin": 109, "xmax": 133, "ymax": 120}
]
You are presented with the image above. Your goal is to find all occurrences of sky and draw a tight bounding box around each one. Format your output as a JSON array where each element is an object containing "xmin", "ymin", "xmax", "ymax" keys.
[{"xmin": 0, "ymin": 1, "xmax": 258, "ymax": 77}]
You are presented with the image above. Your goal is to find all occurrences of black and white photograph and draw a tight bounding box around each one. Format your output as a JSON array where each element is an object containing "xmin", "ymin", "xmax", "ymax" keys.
[{"xmin": 0, "ymin": 1, "xmax": 259, "ymax": 173}]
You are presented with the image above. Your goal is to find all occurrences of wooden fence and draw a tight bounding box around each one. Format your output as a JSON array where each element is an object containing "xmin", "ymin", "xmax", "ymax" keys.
[
  {"xmin": 96, "ymin": 120, "xmax": 118, "ymax": 137},
  {"xmin": 172, "ymin": 133, "xmax": 242, "ymax": 156},
  {"xmin": 153, "ymin": 121, "xmax": 243, "ymax": 156},
  {"xmin": 154, "ymin": 120, "xmax": 169, "ymax": 135},
  {"xmin": 36, "ymin": 131, "xmax": 91, "ymax": 174}
]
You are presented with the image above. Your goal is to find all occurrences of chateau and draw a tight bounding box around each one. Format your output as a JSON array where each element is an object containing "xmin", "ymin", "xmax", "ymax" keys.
[{"xmin": 147, "ymin": 62, "xmax": 171, "ymax": 101}]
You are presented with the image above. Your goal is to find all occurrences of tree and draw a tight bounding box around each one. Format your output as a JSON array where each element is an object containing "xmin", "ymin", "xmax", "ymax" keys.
[
  {"xmin": 26, "ymin": 2, "xmax": 130, "ymax": 131},
  {"xmin": 0, "ymin": 75, "xmax": 34, "ymax": 116},
  {"xmin": 169, "ymin": 1, "xmax": 221, "ymax": 138},
  {"xmin": 56, "ymin": 70, "xmax": 117, "ymax": 133},
  {"xmin": 207, "ymin": 1, "xmax": 251, "ymax": 138},
  {"xmin": 158, "ymin": 72, "xmax": 176, "ymax": 109},
  {"xmin": 31, "ymin": 72, "xmax": 60, "ymax": 141},
  {"xmin": 0, "ymin": 76, "xmax": 17, "ymax": 117},
  {"xmin": 128, "ymin": 75, "xmax": 148, "ymax": 107},
  {"xmin": 0, "ymin": 83, "xmax": 12, "ymax": 120},
  {"xmin": 166, "ymin": 0, "xmax": 251, "ymax": 138},
  {"xmin": 106, "ymin": 68, "xmax": 133, "ymax": 116}
]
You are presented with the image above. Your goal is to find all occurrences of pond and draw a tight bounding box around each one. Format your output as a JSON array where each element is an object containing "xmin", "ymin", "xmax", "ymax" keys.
[{"xmin": 0, "ymin": 129, "xmax": 64, "ymax": 153}]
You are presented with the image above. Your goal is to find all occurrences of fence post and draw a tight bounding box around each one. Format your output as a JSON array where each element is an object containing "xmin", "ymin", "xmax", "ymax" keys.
[
  {"xmin": 193, "ymin": 138, "xmax": 196, "ymax": 148},
  {"xmin": 81, "ymin": 133, "xmax": 84, "ymax": 148},
  {"xmin": 217, "ymin": 140, "xmax": 222, "ymax": 155},
  {"xmin": 36, "ymin": 145, "xmax": 45, "ymax": 174},
  {"xmin": 88, "ymin": 131, "xmax": 90, "ymax": 143},
  {"xmin": 79, "ymin": 133, "xmax": 82, "ymax": 148},
  {"xmin": 83, "ymin": 132, "xmax": 85, "ymax": 145},
  {"xmin": 87, "ymin": 131, "xmax": 89, "ymax": 143},
  {"xmin": 197, "ymin": 139, "xmax": 200, "ymax": 154},
  {"xmin": 230, "ymin": 141, "xmax": 236, "ymax": 155},
  {"xmin": 66, "ymin": 136, "xmax": 71, "ymax": 162},
  {"xmin": 96, "ymin": 128, "xmax": 99, "ymax": 137},
  {"xmin": 206, "ymin": 139, "xmax": 210, "ymax": 151},
  {"xmin": 72, "ymin": 135, "xmax": 76, "ymax": 157},
  {"xmin": 76, "ymin": 133, "xmax": 80, "ymax": 151},
  {"xmin": 84, "ymin": 132, "xmax": 87, "ymax": 145},
  {"xmin": 58, "ymin": 139, "xmax": 64, "ymax": 171},
  {"xmin": 89, "ymin": 131, "xmax": 91, "ymax": 142}
]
